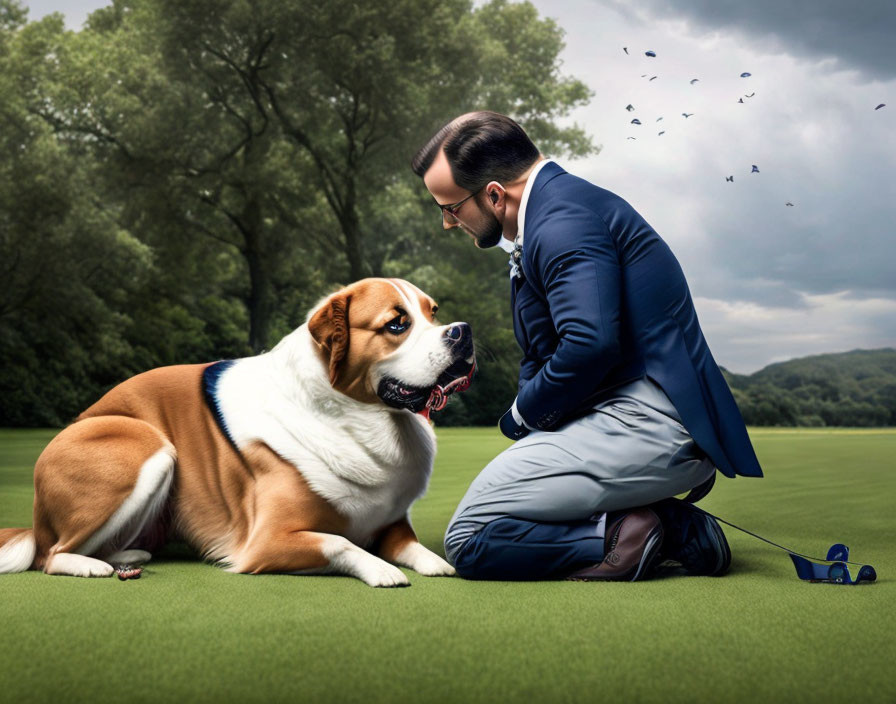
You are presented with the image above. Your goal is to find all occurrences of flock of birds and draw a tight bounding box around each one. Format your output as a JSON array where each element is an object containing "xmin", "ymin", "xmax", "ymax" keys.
[{"xmin": 620, "ymin": 48, "xmax": 888, "ymax": 207}]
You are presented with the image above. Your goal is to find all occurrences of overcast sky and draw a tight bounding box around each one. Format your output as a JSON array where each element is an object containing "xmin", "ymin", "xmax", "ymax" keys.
[{"xmin": 22, "ymin": 1, "xmax": 896, "ymax": 373}]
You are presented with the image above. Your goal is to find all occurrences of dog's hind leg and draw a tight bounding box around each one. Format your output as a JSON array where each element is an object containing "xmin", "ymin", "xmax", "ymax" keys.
[{"xmin": 33, "ymin": 416, "xmax": 175, "ymax": 577}]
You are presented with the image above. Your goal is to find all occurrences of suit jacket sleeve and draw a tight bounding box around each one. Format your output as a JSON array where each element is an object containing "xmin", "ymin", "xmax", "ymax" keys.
[
  {"xmin": 518, "ymin": 354, "xmax": 541, "ymax": 391},
  {"xmin": 515, "ymin": 209, "xmax": 623, "ymax": 430}
]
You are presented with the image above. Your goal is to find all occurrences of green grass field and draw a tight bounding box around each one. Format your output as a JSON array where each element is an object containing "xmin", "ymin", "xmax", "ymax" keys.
[{"xmin": 1, "ymin": 427, "xmax": 894, "ymax": 703}]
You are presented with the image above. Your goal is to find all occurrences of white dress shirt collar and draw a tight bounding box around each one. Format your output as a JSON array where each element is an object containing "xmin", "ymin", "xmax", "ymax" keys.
[
  {"xmin": 497, "ymin": 234, "xmax": 515, "ymax": 253},
  {"xmin": 516, "ymin": 158, "xmax": 554, "ymax": 248}
]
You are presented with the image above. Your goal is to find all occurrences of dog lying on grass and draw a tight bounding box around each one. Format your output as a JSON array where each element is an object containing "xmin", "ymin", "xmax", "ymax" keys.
[{"xmin": 0, "ymin": 278, "xmax": 474, "ymax": 587}]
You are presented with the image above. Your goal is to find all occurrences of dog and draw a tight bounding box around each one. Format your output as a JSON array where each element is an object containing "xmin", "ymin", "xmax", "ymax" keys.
[{"xmin": 0, "ymin": 278, "xmax": 475, "ymax": 587}]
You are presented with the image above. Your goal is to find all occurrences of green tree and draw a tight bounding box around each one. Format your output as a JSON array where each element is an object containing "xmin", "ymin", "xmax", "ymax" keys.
[
  {"xmin": 32, "ymin": 0, "xmax": 594, "ymax": 352},
  {"xmin": 2, "ymin": 0, "xmax": 600, "ymax": 426},
  {"xmin": 0, "ymin": 6, "xmax": 153, "ymax": 425}
]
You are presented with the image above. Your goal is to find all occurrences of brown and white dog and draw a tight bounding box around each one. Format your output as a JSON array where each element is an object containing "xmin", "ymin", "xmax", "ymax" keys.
[{"xmin": 0, "ymin": 278, "xmax": 475, "ymax": 587}]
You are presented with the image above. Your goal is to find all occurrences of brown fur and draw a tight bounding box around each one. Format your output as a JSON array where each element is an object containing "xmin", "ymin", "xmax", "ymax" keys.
[
  {"xmin": 32, "ymin": 415, "xmax": 170, "ymax": 567},
  {"xmin": 0, "ymin": 528, "xmax": 30, "ymax": 547},
  {"xmin": 310, "ymin": 280, "xmax": 438, "ymax": 403}
]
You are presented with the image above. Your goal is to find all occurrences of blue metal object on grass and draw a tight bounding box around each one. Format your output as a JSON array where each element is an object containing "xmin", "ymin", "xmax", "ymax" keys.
[
  {"xmin": 789, "ymin": 544, "xmax": 877, "ymax": 585},
  {"xmin": 691, "ymin": 507, "xmax": 878, "ymax": 585}
]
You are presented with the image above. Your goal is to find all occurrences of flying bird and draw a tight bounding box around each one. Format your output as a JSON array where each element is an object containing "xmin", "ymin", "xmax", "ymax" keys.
[
  {"xmin": 875, "ymin": 103, "xmax": 886, "ymax": 110},
  {"xmin": 626, "ymin": 104, "xmax": 635, "ymax": 111},
  {"xmin": 627, "ymin": 137, "xmax": 637, "ymax": 140},
  {"xmin": 645, "ymin": 50, "xmax": 656, "ymax": 57},
  {"xmin": 682, "ymin": 112, "xmax": 693, "ymax": 118},
  {"xmin": 745, "ymin": 92, "xmax": 755, "ymax": 98},
  {"xmin": 649, "ymin": 76, "xmax": 658, "ymax": 81},
  {"xmin": 751, "ymin": 165, "xmax": 760, "ymax": 173},
  {"xmin": 623, "ymin": 47, "xmax": 629, "ymax": 54},
  {"xmin": 656, "ymin": 117, "xmax": 663, "ymax": 122},
  {"xmin": 740, "ymin": 72, "xmax": 752, "ymax": 78},
  {"xmin": 726, "ymin": 176, "xmax": 734, "ymax": 182},
  {"xmin": 738, "ymin": 98, "xmax": 744, "ymax": 103},
  {"xmin": 786, "ymin": 202, "xmax": 794, "ymax": 206},
  {"xmin": 658, "ymin": 131, "xmax": 665, "ymax": 136},
  {"xmin": 690, "ymin": 78, "xmax": 699, "ymax": 85},
  {"xmin": 631, "ymin": 119, "xmax": 642, "ymax": 125}
]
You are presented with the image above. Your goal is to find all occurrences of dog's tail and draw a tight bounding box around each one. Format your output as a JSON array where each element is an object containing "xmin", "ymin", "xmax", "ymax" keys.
[{"xmin": 0, "ymin": 528, "xmax": 36, "ymax": 574}]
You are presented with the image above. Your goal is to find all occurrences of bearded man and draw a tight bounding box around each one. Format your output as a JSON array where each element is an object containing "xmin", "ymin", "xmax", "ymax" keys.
[{"xmin": 412, "ymin": 111, "xmax": 762, "ymax": 581}]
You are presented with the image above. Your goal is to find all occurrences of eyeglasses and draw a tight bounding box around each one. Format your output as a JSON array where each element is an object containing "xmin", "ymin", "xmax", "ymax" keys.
[{"xmin": 435, "ymin": 186, "xmax": 484, "ymax": 224}]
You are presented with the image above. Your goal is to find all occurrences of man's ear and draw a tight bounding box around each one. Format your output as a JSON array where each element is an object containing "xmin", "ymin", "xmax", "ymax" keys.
[
  {"xmin": 486, "ymin": 181, "xmax": 506, "ymax": 211},
  {"xmin": 308, "ymin": 293, "xmax": 350, "ymax": 385}
]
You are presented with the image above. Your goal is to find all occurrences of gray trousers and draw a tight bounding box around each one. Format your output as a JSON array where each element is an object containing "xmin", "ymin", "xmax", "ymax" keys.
[{"xmin": 444, "ymin": 376, "xmax": 716, "ymax": 565}]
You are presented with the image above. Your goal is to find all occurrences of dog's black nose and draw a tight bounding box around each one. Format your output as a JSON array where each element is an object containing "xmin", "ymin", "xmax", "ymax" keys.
[{"xmin": 445, "ymin": 322, "xmax": 470, "ymax": 342}]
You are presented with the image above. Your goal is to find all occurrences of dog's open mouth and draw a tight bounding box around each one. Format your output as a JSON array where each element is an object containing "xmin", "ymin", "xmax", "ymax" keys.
[{"xmin": 377, "ymin": 357, "xmax": 476, "ymax": 415}]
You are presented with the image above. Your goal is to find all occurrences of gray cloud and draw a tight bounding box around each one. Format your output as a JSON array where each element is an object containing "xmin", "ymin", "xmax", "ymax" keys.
[
  {"xmin": 607, "ymin": 0, "xmax": 896, "ymax": 82},
  {"xmin": 529, "ymin": 0, "xmax": 896, "ymax": 371}
]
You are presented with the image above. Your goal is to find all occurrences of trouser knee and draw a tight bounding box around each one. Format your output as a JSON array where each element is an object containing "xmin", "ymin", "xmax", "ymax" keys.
[{"xmin": 448, "ymin": 516, "xmax": 605, "ymax": 581}]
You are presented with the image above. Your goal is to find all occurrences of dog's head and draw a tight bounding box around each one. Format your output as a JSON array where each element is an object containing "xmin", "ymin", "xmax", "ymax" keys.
[{"xmin": 307, "ymin": 278, "xmax": 475, "ymax": 413}]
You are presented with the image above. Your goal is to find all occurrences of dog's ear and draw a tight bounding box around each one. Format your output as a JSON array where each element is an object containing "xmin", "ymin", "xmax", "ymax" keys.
[{"xmin": 308, "ymin": 293, "xmax": 350, "ymax": 385}]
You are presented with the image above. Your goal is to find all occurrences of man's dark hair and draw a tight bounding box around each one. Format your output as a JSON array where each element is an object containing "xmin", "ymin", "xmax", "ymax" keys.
[{"xmin": 411, "ymin": 111, "xmax": 540, "ymax": 191}]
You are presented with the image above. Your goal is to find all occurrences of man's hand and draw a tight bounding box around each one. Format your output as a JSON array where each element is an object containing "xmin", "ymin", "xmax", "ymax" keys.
[{"xmin": 499, "ymin": 400, "xmax": 532, "ymax": 440}]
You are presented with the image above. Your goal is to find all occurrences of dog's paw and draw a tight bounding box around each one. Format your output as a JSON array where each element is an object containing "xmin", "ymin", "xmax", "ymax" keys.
[
  {"xmin": 44, "ymin": 553, "xmax": 115, "ymax": 578},
  {"xmin": 396, "ymin": 543, "xmax": 456, "ymax": 577},
  {"xmin": 413, "ymin": 553, "xmax": 456, "ymax": 577},
  {"xmin": 360, "ymin": 560, "xmax": 411, "ymax": 588},
  {"xmin": 85, "ymin": 560, "xmax": 116, "ymax": 578}
]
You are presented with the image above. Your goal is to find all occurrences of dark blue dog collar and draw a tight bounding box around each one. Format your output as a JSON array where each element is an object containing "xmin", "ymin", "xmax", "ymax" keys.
[{"xmin": 202, "ymin": 360, "xmax": 239, "ymax": 451}]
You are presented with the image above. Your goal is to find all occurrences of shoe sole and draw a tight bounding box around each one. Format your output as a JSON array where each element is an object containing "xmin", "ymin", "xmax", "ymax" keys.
[{"xmin": 629, "ymin": 527, "xmax": 664, "ymax": 581}]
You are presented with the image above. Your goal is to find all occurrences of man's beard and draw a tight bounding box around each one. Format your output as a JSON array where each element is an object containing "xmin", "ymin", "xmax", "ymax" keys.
[{"xmin": 466, "ymin": 209, "xmax": 503, "ymax": 249}]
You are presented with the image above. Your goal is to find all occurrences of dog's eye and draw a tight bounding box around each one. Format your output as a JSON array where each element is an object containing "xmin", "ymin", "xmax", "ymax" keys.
[{"xmin": 384, "ymin": 315, "xmax": 410, "ymax": 335}]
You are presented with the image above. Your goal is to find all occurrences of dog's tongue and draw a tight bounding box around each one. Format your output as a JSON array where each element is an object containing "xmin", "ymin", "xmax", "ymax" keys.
[{"xmin": 417, "ymin": 361, "xmax": 476, "ymax": 420}]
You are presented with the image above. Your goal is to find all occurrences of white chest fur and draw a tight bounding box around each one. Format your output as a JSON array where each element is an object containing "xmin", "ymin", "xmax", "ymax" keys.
[{"xmin": 213, "ymin": 327, "xmax": 437, "ymax": 545}]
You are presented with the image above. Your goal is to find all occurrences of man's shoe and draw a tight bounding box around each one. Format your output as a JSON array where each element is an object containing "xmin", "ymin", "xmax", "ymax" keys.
[
  {"xmin": 566, "ymin": 508, "xmax": 664, "ymax": 582},
  {"xmin": 653, "ymin": 498, "xmax": 731, "ymax": 576}
]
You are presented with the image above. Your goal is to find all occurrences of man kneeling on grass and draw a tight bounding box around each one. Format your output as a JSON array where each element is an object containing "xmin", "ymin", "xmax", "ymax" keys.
[{"xmin": 412, "ymin": 111, "xmax": 763, "ymax": 581}]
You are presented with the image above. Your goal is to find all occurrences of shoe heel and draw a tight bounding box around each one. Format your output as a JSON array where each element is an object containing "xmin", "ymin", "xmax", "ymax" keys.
[
  {"xmin": 630, "ymin": 526, "xmax": 664, "ymax": 582},
  {"xmin": 705, "ymin": 518, "xmax": 731, "ymax": 576}
]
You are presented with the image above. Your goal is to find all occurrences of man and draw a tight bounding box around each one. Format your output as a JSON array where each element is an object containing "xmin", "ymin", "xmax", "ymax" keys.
[{"xmin": 412, "ymin": 111, "xmax": 763, "ymax": 581}]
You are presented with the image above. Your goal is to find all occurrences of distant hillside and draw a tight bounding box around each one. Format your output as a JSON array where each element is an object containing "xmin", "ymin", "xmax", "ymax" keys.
[{"xmin": 721, "ymin": 348, "xmax": 896, "ymax": 427}]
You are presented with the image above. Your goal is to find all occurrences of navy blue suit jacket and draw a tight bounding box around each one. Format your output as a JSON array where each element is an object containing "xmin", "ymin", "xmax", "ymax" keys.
[{"xmin": 510, "ymin": 162, "xmax": 762, "ymax": 478}]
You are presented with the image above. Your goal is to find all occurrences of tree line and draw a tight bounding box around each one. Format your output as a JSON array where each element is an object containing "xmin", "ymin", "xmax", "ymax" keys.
[
  {"xmin": 724, "ymin": 348, "xmax": 896, "ymax": 427},
  {"xmin": 0, "ymin": 0, "xmax": 595, "ymax": 427}
]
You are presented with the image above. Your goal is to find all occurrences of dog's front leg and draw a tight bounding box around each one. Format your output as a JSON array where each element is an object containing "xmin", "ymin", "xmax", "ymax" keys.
[
  {"xmin": 375, "ymin": 517, "xmax": 456, "ymax": 577},
  {"xmin": 229, "ymin": 530, "xmax": 410, "ymax": 587}
]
